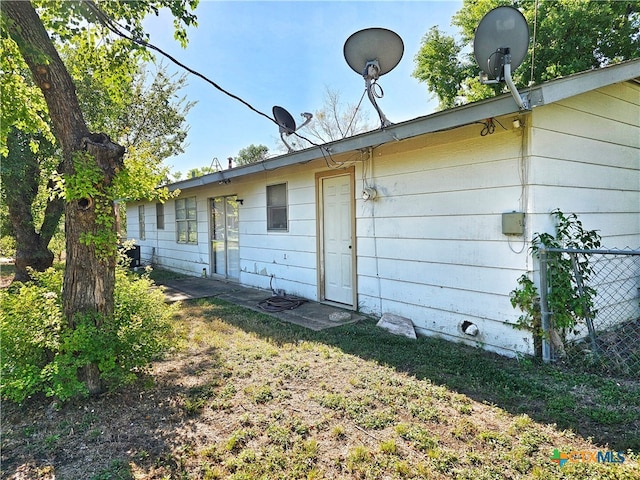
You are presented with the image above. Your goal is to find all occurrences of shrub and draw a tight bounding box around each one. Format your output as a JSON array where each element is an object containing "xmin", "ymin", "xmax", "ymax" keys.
[
  {"xmin": 0, "ymin": 235, "xmax": 16, "ymax": 258},
  {"xmin": 0, "ymin": 265, "xmax": 179, "ymax": 403}
]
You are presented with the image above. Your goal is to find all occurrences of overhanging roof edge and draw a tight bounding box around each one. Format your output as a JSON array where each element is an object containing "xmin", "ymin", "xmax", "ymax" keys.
[
  {"xmin": 168, "ymin": 93, "xmax": 523, "ymax": 192},
  {"xmin": 166, "ymin": 59, "xmax": 640, "ymax": 193}
]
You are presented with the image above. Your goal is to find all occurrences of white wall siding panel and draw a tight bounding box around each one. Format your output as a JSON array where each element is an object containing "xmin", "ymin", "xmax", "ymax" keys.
[
  {"xmin": 533, "ymin": 103, "xmax": 638, "ymax": 147},
  {"xmin": 238, "ymin": 171, "xmax": 320, "ymax": 296},
  {"xmin": 125, "ymin": 78, "xmax": 638, "ymax": 359},
  {"xmin": 350, "ymin": 127, "xmax": 533, "ymax": 357},
  {"xmin": 532, "ymin": 129, "xmax": 638, "ymax": 170},
  {"xmin": 375, "ymin": 258, "xmax": 524, "ymax": 296},
  {"xmin": 368, "ymin": 215, "xmax": 505, "ymax": 241},
  {"xmin": 529, "ymin": 83, "xmax": 640, "ymax": 250},
  {"xmin": 530, "ymin": 156, "xmax": 639, "ymax": 191},
  {"xmin": 357, "ymin": 237, "xmax": 528, "ymax": 270}
]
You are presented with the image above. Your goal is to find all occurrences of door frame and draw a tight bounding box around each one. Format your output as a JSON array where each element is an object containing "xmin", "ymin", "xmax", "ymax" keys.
[
  {"xmin": 209, "ymin": 195, "xmax": 239, "ymax": 281},
  {"xmin": 315, "ymin": 167, "xmax": 357, "ymax": 309}
]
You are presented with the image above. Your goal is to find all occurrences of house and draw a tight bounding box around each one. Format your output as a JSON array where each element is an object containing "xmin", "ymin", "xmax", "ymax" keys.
[{"xmin": 127, "ymin": 59, "xmax": 640, "ymax": 357}]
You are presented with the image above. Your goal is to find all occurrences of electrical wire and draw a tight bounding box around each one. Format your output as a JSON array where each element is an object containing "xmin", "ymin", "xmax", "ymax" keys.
[
  {"xmin": 343, "ymin": 88, "xmax": 367, "ymax": 139},
  {"xmin": 477, "ymin": 117, "xmax": 507, "ymax": 136},
  {"xmin": 84, "ymin": 1, "xmax": 280, "ymax": 127},
  {"xmin": 370, "ymin": 81, "xmax": 385, "ymax": 99},
  {"xmin": 86, "ymin": 0, "xmax": 325, "ymax": 155},
  {"xmin": 84, "ymin": 1, "xmax": 349, "ymax": 171}
]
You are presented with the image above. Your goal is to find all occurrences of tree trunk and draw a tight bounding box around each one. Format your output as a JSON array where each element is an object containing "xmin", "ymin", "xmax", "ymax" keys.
[
  {"xmin": 4, "ymin": 128, "xmax": 63, "ymax": 282},
  {"xmin": 3, "ymin": 1, "xmax": 125, "ymax": 395}
]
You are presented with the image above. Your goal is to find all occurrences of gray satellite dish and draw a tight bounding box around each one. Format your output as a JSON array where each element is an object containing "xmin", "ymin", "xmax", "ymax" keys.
[
  {"xmin": 473, "ymin": 6, "xmax": 530, "ymax": 109},
  {"xmin": 344, "ymin": 28, "xmax": 404, "ymax": 77},
  {"xmin": 273, "ymin": 106, "xmax": 296, "ymax": 135},
  {"xmin": 272, "ymin": 106, "xmax": 313, "ymax": 153},
  {"xmin": 343, "ymin": 28, "xmax": 404, "ymax": 128}
]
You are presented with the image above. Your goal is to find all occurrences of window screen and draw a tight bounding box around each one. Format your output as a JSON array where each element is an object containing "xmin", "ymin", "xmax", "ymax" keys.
[{"xmin": 267, "ymin": 183, "xmax": 287, "ymax": 231}]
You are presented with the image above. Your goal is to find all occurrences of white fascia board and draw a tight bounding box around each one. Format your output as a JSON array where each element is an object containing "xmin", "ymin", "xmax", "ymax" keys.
[{"xmin": 530, "ymin": 58, "xmax": 640, "ymax": 107}]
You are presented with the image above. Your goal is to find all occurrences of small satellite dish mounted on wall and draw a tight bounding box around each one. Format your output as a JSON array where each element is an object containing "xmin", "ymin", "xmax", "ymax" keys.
[
  {"xmin": 473, "ymin": 6, "xmax": 530, "ymax": 109},
  {"xmin": 343, "ymin": 27, "xmax": 404, "ymax": 128},
  {"xmin": 273, "ymin": 106, "xmax": 313, "ymax": 153}
]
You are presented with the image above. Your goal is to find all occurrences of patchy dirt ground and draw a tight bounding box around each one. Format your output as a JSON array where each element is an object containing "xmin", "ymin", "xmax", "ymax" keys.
[{"xmin": 2, "ymin": 299, "xmax": 638, "ymax": 479}]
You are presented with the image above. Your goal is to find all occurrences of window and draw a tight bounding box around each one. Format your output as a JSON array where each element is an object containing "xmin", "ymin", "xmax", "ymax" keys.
[
  {"xmin": 156, "ymin": 203, "xmax": 165, "ymax": 230},
  {"xmin": 138, "ymin": 205, "xmax": 145, "ymax": 240},
  {"xmin": 176, "ymin": 197, "xmax": 197, "ymax": 244},
  {"xmin": 267, "ymin": 183, "xmax": 288, "ymax": 231}
]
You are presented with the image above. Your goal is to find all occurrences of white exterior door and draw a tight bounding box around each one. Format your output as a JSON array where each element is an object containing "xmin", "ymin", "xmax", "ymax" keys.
[
  {"xmin": 210, "ymin": 196, "xmax": 239, "ymax": 280},
  {"xmin": 321, "ymin": 174, "xmax": 354, "ymax": 306}
]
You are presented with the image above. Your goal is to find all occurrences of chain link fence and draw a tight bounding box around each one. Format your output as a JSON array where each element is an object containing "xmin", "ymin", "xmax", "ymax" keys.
[{"xmin": 539, "ymin": 247, "xmax": 640, "ymax": 378}]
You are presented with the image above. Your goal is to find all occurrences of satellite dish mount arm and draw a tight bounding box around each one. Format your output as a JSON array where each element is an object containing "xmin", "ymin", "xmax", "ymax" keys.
[
  {"xmin": 502, "ymin": 59, "xmax": 528, "ymax": 110},
  {"xmin": 480, "ymin": 48, "xmax": 528, "ymax": 110},
  {"xmin": 363, "ymin": 61, "xmax": 392, "ymax": 129},
  {"xmin": 279, "ymin": 131, "xmax": 294, "ymax": 154}
]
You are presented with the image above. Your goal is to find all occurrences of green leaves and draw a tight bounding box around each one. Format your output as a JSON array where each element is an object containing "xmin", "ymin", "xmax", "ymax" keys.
[
  {"xmin": 0, "ymin": 264, "xmax": 179, "ymax": 403},
  {"xmin": 235, "ymin": 144, "xmax": 269, "ymax": 166},
  {"xmin": 510, "ymin": 209, "xmax": 602, "ymax": 338},
  {"xmin": 414, "ymin": 0, "xmax": 640, "ymax": 108},
  {"xmin": 0, "ymin": 37, "xmax": 53, "ymax": 156},
  {"xmin": 412, "ymin": 27, "xmax": 467, "ymax": 110}
]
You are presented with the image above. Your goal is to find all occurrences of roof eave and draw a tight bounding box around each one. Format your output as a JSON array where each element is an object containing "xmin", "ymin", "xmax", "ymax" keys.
[{"xmin": 167, "ymin": 58, "xmax": 640, "ymax": 192}]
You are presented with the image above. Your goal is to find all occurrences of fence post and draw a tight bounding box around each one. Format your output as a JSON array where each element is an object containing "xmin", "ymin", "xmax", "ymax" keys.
[
  {"xmin": 538, "ymin": 247, "xmax": 551, "ymax": 363},
  {"xmin": 569, "ymin": 252, "xmax": 598, "ymax": 354}
]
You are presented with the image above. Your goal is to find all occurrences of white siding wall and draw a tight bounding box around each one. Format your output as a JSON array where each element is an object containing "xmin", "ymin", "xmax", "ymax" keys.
[
  {"xmin": 527, "ymin": 82, "xmax": 640, "ymax": 247},
  {"xmin": 125, "ymin": 81, "xmax": 639, "ymax": 359},
  {"xmin": 527, "ymin": 81, "xmax": 640, "ymax": 335},
  {"xmin": 127, "ymin": 194, "xmax": 212, "ymax": 276},
  {"xmin": 355, "ymin": 125, "xmax": 534, "ymax": 356},
  {"xmin": 238, "ymin": 168, "xmax": 319, "ymax": 298}
]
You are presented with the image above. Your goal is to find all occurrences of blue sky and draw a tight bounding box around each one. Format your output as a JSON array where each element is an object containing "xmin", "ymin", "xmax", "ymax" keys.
[{"xmin": 143, "ymin": 1, "xmax": 463, "ymax": 175}]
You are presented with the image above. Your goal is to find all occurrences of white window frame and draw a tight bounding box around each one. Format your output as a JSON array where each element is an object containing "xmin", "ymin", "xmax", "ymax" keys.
[
  {"xmin": 175, "ymin": 197, "xmax": 198, "ymax": 244},
  {"xmin": 267, "ymin": 183, "xmax": 288, "ymax": 232}
]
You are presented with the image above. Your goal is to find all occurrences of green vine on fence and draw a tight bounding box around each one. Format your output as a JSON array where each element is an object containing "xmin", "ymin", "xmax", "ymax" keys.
[{"xmin": 510, "ymin": 209, "xmax": 602, "ymax": 343}]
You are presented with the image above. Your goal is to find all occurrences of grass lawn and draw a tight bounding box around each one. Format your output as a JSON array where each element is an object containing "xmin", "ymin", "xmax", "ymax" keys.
[{"xmin": 2, "ymin": 296, "xmax": 639, "ymax": 479}]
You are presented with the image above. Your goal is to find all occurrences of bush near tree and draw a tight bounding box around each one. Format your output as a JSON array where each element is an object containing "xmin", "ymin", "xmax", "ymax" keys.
[{"xmin": 0, "ymin": 260, "xmax": 180, "ymax": 403}]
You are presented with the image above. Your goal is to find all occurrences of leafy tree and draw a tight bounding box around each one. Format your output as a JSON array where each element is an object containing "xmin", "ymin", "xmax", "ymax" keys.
[
  {"xmin": 1, "ymin": 263, "xmax": 180, "ymax": 402},
  {"xmin": 186, "ymin": 166, "xmax": 217, "ymax": 178},
  {"xmin": 1, "ymin": 0, "xmax": 198, "ymax": 395},
  {"xmin": 2, "ymin": 21, "xmax": 192, "ymax": 281},
  {"xmin": 414, "ymin": 0, "xmax": 640, "ymax": 109},
  {"xmin": 3, "ymin": 129, "xmax": 62, "ymax": 281},
  {"xmin": 235, "ymin": 144, "xmax": 269, "ymax": 165}
]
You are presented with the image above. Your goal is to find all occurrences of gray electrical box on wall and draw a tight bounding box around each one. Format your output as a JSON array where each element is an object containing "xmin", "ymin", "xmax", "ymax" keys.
[{"xmin": 502, "ymin": 211, "xmax": 525, "ymax": 235}]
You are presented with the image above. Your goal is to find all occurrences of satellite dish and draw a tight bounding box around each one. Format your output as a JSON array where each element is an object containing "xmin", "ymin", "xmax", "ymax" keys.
[
  {"xmin": 273, "ymin": 106, "xmax": 297, "ymax": 135},
  {"xmin": 272, "ymin": 106, "xmax": 313, "ymax": 153},
  {"xmin": 343, "ymin": 28, "xmax": 404, "ymax": 128},
  {"xmin": 473, "ymin": 6, "xmax": 530, "ymax": 109},
  {"xmin": 344, "ymin": 28, "xmax": 404, "ymax": 77}
]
